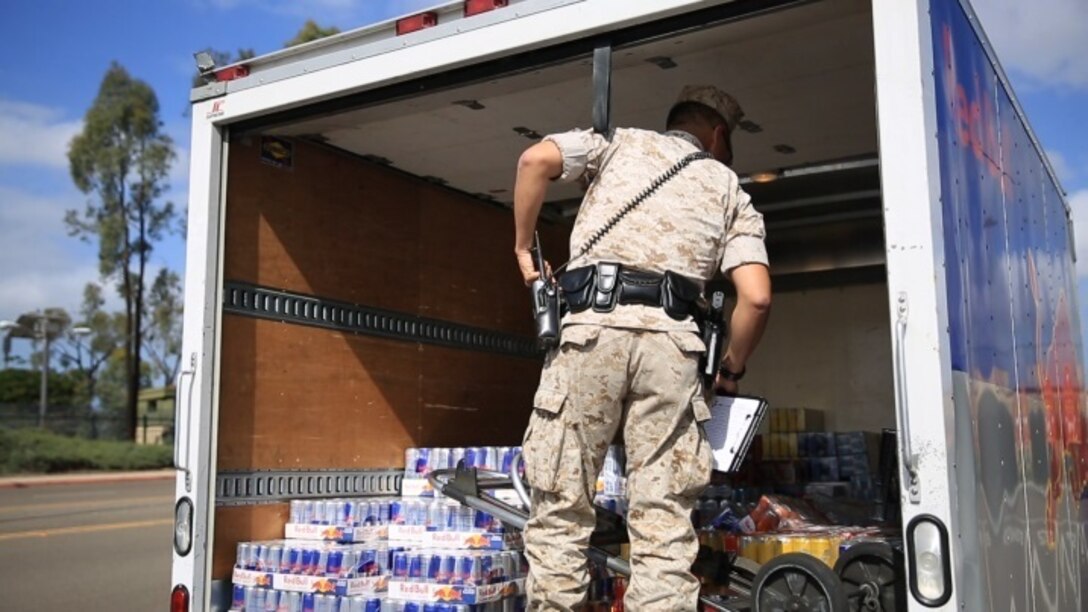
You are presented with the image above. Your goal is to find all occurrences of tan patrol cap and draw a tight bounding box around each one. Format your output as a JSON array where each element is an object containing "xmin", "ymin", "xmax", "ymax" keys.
[{"xmin": 677, "ymin": 85, "xmax": 744, "ymax": 131}]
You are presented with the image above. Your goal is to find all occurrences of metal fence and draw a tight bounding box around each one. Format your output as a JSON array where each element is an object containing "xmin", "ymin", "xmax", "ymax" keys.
[{"xmin": 0, "ymin": 405, "xmax": 173, "ymax": 444}]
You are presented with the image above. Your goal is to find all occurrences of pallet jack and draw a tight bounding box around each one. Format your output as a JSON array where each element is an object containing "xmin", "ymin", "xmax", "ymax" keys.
[{"xmin": 427, "ymin": 416, "xmax": 906, "ymax": 611}]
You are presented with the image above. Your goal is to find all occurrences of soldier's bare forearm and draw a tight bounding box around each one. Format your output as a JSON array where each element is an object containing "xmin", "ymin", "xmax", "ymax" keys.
[
  {"xmin": 724, "ymin": 263, "xmax": 771, "ymax": 371},
  {"xmin": 513, "ymin": 142, "xmax": 563, "ymax": 253}
]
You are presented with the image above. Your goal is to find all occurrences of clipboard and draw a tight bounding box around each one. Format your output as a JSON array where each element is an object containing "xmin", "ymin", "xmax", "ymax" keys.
[{"xmin": 704, "ymin": 394, "xmax": 769, "ymax": 473}]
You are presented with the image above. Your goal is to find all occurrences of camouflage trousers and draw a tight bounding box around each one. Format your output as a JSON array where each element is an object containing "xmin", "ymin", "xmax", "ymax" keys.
[{"xmin": 521, "ymin": 325, "xmax": 713, "ymax": 611}]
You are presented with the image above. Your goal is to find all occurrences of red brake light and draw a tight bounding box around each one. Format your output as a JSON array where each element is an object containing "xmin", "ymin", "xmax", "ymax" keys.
[
  {"xmin": 465, "ymin": 0, "xmax": 509, "ymax": 17},
  {"xmin": 396, "ymin": 12, "xmax": 438, "ymax": 35},
  {"xmin": 171, "ymin": 584, "xmax": 189, "ymax": 612}
]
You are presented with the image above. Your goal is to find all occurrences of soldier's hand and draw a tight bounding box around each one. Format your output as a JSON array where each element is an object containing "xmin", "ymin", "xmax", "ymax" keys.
[
  {"xmin": 714, "ymin": 375, "xmax": 738, "ymax": 396},
  {"xmin": 515, "ymin": 250, "xmax": 551, "ymax": 287}
]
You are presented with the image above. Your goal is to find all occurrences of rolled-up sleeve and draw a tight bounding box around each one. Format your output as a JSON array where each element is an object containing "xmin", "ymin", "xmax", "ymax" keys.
[
  {"xmin": 720, "ymin": 185, "xmax": 769, "ymax": 274},
  {"xmin": 541, "ymin": 129, "xmax": 609, "ymax": 183}
]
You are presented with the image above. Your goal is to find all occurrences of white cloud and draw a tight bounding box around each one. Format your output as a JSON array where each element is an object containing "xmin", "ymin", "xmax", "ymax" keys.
[
  {"xmin": 1045, "ymin": 149, "xmax": 1075, "ymax": 184},
  {"xmin": 0, "ymin": 99, "xmax": 82, "ymax": 169},
  {"xmin": 972, "ymin": 0, "xmax": 1088, "ymax": 89},
  {"xmin": 1072, "ymin": 190, "xmax": 1088, "ymax": 277},
  {"xmin": 0, "ymin": 186, "xmax": 107, "ymax": 320}
]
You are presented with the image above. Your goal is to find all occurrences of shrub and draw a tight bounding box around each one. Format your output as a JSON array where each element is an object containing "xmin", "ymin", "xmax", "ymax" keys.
[{"xmin": 0, "ymin": 427, "xmax": 172, "ymax": 474}]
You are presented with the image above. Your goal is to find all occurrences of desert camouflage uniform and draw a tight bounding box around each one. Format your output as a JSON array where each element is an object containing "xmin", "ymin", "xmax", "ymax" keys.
[{"xmin": 521, "ymin": 127, "xmax": 768, "ymax": 611}]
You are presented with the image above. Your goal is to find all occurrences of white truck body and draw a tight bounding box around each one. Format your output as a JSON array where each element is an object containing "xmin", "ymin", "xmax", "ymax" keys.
[{"xmin": 173, "ymin": 1, "xmax": 1086, "ymax": 609}]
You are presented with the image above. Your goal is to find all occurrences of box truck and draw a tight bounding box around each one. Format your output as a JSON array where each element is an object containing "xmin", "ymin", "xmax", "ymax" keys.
[{"xmin": 170, "ymin": 0, "xmax": 1087, "ymax": 609}]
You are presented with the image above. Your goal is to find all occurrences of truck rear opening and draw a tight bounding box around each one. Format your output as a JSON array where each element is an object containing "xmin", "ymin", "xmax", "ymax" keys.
[{"xmin": 208, "ymin": 0, "xmax": 890, "ymax": 594}]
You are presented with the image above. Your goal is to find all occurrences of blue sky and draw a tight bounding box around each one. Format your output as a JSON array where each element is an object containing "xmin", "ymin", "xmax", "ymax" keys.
[{"xmin": 0, "ymin": 0, "xmax": 1086, "ymax": 347}]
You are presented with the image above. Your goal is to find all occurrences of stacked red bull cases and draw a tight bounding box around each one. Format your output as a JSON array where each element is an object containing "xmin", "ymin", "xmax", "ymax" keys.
[{"xmin": 390, "ymin": 447, "xmax": 528, "ymax": 610}]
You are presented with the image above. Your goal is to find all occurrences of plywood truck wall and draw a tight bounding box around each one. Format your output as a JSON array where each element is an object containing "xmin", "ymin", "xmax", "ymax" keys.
[{"xmin": 212, "ymin": 136, "xmax": 567, "ymax": 578}]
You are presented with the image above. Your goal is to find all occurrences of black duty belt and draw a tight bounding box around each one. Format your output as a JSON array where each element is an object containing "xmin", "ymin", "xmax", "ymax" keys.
[{"xmin": 558, "ymin": 263, "xmax": 702, "ymax": 320}]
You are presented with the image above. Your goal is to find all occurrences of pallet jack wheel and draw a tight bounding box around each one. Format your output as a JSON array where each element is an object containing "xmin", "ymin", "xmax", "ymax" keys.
[
  {"xmin": 833, "ymin": 542, "xmax": 906, "ymax": 612},
  {"xmin": 752, "ymin": 552, "xmax": 848, "ymax": 612}
]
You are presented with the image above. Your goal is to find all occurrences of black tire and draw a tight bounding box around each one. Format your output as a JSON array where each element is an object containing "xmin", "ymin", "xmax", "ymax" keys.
[
  {"xmin": 752, "ymin": 552, "xmax": 848, "ymax": 612},
  {"xmin": 833, "ymin": 542, "xmax": 906, "ymax": 612}
]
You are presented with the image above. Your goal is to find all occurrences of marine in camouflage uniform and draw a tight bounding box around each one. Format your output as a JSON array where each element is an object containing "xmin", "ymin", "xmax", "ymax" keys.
[{"xmin": 512, "ymin": 85, "xmax": 771, "ymax": 611}]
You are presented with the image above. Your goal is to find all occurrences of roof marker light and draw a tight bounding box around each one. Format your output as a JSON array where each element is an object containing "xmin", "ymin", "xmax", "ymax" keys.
[
  {"xmin": 396, "ymin": 12, "xmax": 438, "ymax": 36},
  {"xmin": 465, "ymin": 0, "xmax": 509, "ymax": 17}
]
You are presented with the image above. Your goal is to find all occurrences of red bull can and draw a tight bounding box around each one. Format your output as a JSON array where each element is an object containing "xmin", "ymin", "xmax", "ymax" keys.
[
  {"xmin": 450, "ymin": 447, "xmax": 466, "ymax": 471},
  {"xmin": 236, "ymin": 542, "xmax": 252, "ymax": 569},
  {"xmin": 302, "ymin": 592, "xmax": 315, "ymax": 612},
  {"xmin": 265, "ymin": 545, "xmax": 283, "ymax": 574},
  {"xmin": 283, "ymin": 546, "xmax": 302, "ymax": 574},
  {"xmin": 408, "ymin": 552, "xmax": 425, "ymax": 582},
  {"xmin": 392, "ymin": 550, "xmax": 410, "ymax": 579},
  {"xmin": 231, "ymin": 584, "xmax": 245, "ymax": 609},
  {"xmin": 423, "ymin": 604, "xmax": 439, "ymax": 612},
  {"xmin": 313, "ymin": 500, "xmax": 328, "ymax": 524},
  {"xmin": 264, "ymin": 590, "xmax": 281, "ymax": 611},
  {"xmin": 391, "ymin": 499, "xmax": 406, "ymax": 525},
  {"xmin": 314, "ymin": 593, "xmax": 338, "ymax": 612},
  {"xmin": 405, "ymin": 447, "xmax": 421, "ymax": 476},
  {"xmin": 281, "ymin": 591, "xmax": 302, "ymax": 612},
  {"xmin": 403, "ymin": 603, "xmax": 421, "ymax": 612},
  {"xmin": 436, "ymin": 553, "xmax": 457, "ymax": 584},
  {"xmin": 459, "ymin": 554, "xmax": 482, "ymax": 585},
  {"xmin": 358, "ymin": 548, "xmax": 381, "ymax": 577}
]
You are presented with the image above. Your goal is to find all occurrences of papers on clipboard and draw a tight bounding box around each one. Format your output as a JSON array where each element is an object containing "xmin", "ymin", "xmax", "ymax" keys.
[{"xmin": 704, "ymin": 395, "xmax": 769, "ymax": 473}]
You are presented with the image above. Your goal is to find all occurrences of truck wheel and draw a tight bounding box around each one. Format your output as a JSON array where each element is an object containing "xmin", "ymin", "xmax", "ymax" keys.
[
  {"xmin": 752, "ymin": 552, "xmax": 848, "ymax": 612},
  {"xmin": 833, "ymin": 542, "xmax": 906, "ymax": 612}
]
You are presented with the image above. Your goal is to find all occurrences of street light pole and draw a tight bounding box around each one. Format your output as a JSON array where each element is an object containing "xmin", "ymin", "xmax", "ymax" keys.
[{"xmin": 38, "ymin": 317, "xmax": 49, "ymax": 429}]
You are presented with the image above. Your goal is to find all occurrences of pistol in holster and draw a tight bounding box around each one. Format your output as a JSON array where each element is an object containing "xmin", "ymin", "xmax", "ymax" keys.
[{"xmin": 697, "ymin": 290, "xmax": 727, "ymax": 386}]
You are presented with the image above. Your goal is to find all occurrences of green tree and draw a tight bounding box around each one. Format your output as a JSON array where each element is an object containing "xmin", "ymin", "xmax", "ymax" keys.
[
  {"xmin": 144, "ymin": 269, "xmax": 183, "ymax": 387},
  {"xmin": 66, "ymin": 63, "xmax": 178, "ymax": 440},
  {"xmin": 285, "ymin": 20, "xmax": 341, "ymax": 47},
  {"xmin": 55, "ymin": 284, "xmax": 126, "ymax": 410}
]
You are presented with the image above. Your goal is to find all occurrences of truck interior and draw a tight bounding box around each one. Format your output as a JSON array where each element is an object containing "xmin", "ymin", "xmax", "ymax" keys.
[{"xmin": 212, "ymin": 0, "xmax": 895, "ymax": 587}]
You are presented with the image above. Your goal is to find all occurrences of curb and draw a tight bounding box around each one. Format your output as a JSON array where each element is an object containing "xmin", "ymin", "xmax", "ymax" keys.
[{"xmin": 0, "ymin": 470, "xmax": 176, "ymax": 489}]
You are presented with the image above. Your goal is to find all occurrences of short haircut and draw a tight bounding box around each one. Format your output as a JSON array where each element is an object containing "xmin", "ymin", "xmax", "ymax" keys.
[{"xmin": 666, "ymin": 101, "xmax": 728, "ymax": 130}]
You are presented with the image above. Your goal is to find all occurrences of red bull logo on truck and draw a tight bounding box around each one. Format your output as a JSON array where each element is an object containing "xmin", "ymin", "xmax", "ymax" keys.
[{"xmin": 931, "ymin": 0, "xmax": 1087, "ymax": 608}]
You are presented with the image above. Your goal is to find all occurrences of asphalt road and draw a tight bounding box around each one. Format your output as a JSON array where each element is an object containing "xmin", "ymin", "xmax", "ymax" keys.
[{"xmin": 0, "ymin": 478, "xmax": 175, "ymax": 611}]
